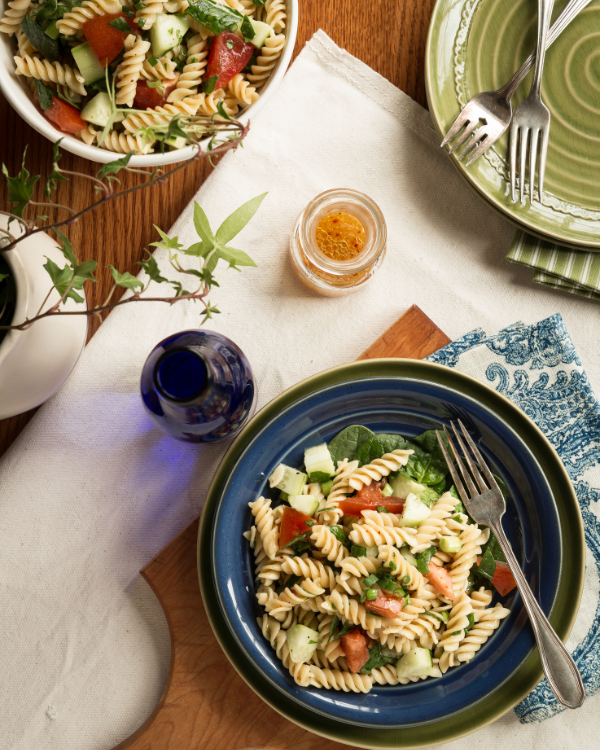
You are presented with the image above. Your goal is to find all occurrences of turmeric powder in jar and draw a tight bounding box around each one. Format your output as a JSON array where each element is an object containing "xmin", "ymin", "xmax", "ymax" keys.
[{"xmin": 289, "ymin": 189, "xmax": 386, "ymax": 297}]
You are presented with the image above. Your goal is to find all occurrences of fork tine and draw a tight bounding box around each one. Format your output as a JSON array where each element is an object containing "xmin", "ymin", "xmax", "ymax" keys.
[
  {"xmin": 442, "ymin": 426, "xmax": 479, "ymax": 499},
  {"xmin": 464, "ymin": 133, "xmax": 496, "ymax": 166},
  {"xmin": 441, "ymin": 112, "xmax": 470, "ymax": 148},
  {"xmin": 451, "ymin": 421, "xmax": 488, "ymax": 493},
  {"xmin": 529, "ymin": 129, "xmax": 539, "ymax": 204},
  {"xmin": 519, "ymin": 127, "xmax": 529, "ymax": 204},
  {"xmin": 457, "ymin": 132, "xmax": 485, "ymax": 162},
  {"xmin": 538, "ymin": 125, "xmax": 550, "ymax": 201},
  {"xmin": 456, "ymin": 419, "xmax": 502, "ymax": 494},
  {"xmin": 436, "ymin": 431, "xmax": 469, "ymax": 504},
  {"xmin": 447, "ymin": 120, "xmax": 479, "ymax": 155},
  {"xmin": 509, "ymin": 125, "xmax": 518, "ymax": 201}
]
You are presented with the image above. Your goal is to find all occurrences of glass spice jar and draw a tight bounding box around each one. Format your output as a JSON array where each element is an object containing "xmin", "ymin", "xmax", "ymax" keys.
[{"xmin": 289, "ymin": 188, "xmax": 387, "ymax": 297}]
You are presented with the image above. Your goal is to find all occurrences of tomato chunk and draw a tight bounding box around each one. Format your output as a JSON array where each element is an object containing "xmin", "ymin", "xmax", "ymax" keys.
[
  {"xmin": 364, "ymin": 589, "xmax": 404, "ymax": 618},
  {"xmin": 83, "ymin": 13, "xmax": 137, "ymax": 66},
  {"xmin": 340, "ymin": 628, "xmax": 370, "ymax": 673},
  {"xmin": 476, "ymin": 558, "xmax": 517, "ymax": 597},
  {"xmin": 133, "ymin": 79, "xmax": 178, "ymax": 111},
  {"xmin": 338, "ymin": 484, "xmax": 404, "ymax": 515},
  {"xmin": 205, "ymin": 31, "xmax": 255, "ymax": 91},
  {"xmin": 279, "ymin": 506, "xmax": 313, "ymax": 549},
  {"xmin": 43, "ymin": 96, "xmax": 86, "ymax": 134},
  {"xmin": 426, "ymin": 561, "xmax": 455, "ymax": 600}
]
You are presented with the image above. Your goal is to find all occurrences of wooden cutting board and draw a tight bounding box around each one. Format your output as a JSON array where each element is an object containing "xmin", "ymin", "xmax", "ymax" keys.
[{"xmin": 114, "ymin": 305, "xmax": 451, "ymax": 750}]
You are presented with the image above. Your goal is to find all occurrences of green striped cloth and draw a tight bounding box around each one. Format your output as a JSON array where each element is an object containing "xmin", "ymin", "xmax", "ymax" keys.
[{"xmin": 507, "ymin": 230, "xmax": 600, "ymax": 301}]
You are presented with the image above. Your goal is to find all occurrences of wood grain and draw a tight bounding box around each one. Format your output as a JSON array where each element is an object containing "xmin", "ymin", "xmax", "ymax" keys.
[
  {"xmin": 0, "ymin": 0, "xmax": 437, "ymax": 457},
  {"xmin": 113, "ymin": 304, "xmax": 449, "ymax": 750}
]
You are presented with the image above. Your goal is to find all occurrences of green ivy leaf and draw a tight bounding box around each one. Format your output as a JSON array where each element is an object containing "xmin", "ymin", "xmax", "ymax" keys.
[
  {"xmin": 54, "ymin": 227, "xmax": 77, "ymax": 265},
  {"xmin": 201, "ymin": 301, "xmax": 220, "ymax": 322},
  {"xmin": 2, "ymin": 146, "xmax": 40, "ymax": 217},
  {"xmin": 170, "ymin": 280, "xmax": 191, "ymax": 297},
  {"xmin": 165, "ymin": 115, "xmax": 188, "ymax": 143},
  {"xmin": 45, "ymin": 139, "xmax": 68, "ymax": 198},
  {"xmin": 216, "ymin": 245, "xmax": 257, "ymax": 269},
  {"xmin": 180, "ymin": 241, "xmax": 213, "ymax": 258},
  {"xmin": 43, "ymin": 258, "xmax": 85, "ymax": 304},
  {"xmin": 107, "ymin": 266, "xmax": 144, "ymax": 290},
  {"xmin": 150, "ymin": 226, "xmax": 183, "ymax": 253},
  {"xmin": 214, "ymin": 192, "xmax": 267, "ymax": 245},
  {"xmin": 138, "ymin": 251, "xmax": 168, "ymax": 284},
  {"xmin": 72, "ymin": 259, "xmax": 97, "ymax": 282},
  {"xmin": 96, "ymin": 151, "xmax": 134, "ymax": 180},
  {"xmin": 193, "ymin": 202, "xmax": 215, "ymax": 249}
]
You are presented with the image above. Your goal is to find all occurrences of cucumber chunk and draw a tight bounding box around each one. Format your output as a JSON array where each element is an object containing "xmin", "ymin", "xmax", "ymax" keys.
[
  {"xmin": 381, "ymin": 482, "xmax": 393, "ymax": 497},
  {"xmin": 398, "ymin": 492, "xmax": 431, "ymax": 527},
  {"xmin": 45, "ymin": 21, "xmax": 59, "ymax": 40},
  {"xmin": 365, "ymin": 545, "xmax": 379, "ymax": 558},
  {"xmin": 400, "ymin": 546, "xmax": 418, "ymax": 567},
  {"xmin": 72, "ymin": 42, "xmax": 105, "ymax": 85},
  {"xmin": 396, "ymin": 647, "xmax": 434, "ymax": 680},
  {"xmin": 150, "ymin": 13, "xmax": 190, "ymax": 57},
  {"xmin": 163, "ymin": 134, "xmax": 187, "ymax": 150},
  {"xmin": 439, "ymin": 536, "xmax": 462, "ymax": 554},
  {"xmin": 389, "ymin": 472, "xmax": 427, "ymax": 500},
  {"xmin": 247, "ymin": 19, "xmax": 271, "ymax": 48},
  {"xmin": 286, "ymin": 624, "xmax": 320, "ymax": 664},
  {"xmin": 304, "ymin": 443, "xmax": 335, "ymax": 481},
  {"xmin": 288, "ymin": 494, "xmax": 319, "ymax": 517},
  {"xmin": 269, "ymin": 463, "xmax": 307, "ymax": 496},
  {"xmin": 80, "ymin": 92, "xmax": 124, "ymax": 127}
]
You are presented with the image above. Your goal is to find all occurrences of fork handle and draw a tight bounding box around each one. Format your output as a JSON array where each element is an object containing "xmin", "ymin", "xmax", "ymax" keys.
[{"xmin": 489, "ymin": 522, "xmax": 585, "ymax": 709}]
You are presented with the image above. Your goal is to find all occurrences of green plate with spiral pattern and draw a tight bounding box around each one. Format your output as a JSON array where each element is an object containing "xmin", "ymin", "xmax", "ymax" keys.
[{"xmin": 426, "ymin": 0, "xmax": 600, "ymax": 250}]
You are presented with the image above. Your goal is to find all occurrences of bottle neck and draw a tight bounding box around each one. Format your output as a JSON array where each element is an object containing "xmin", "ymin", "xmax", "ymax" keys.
[{"xmin": 153, "ymin": 347, "xmax": 212, "ymax": 404}]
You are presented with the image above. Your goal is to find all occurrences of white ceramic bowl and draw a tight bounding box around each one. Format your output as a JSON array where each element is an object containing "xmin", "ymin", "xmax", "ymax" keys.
[{"xmin": 0, "ymin": 2, "xmax": 297, "ymax": 166}]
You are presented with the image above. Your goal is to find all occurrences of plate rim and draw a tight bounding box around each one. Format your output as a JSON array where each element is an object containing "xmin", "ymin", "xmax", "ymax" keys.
[
  {"xmin": 424, "ymin": 0, "xmax": 600, "ymax": 251},
  {"xmin": 198, "ymin": 358, "xmax": 585, "ymax": 748}
]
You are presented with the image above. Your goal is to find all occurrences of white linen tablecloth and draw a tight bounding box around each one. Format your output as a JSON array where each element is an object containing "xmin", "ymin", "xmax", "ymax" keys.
[{"xmin": 1, "ymin": 30, "xmax": 599, "ymax": 750}]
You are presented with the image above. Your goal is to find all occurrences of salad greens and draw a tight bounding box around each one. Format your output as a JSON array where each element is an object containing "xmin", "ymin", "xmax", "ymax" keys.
[
  {"xmin": 186, "ymin": 0, "xmax": 242, "ymax": 35},
  {"xmin": 328, "ymin": 425, "xmax": 375, "ymax": 465}
]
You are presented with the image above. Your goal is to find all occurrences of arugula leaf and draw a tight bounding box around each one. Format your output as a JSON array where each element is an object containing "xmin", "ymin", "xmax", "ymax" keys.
[
  {"xmin": 185, "ymin": 0, "xmax": 242, "ymax": 35},
  {"xmin": 45, "ymin": 140, "xmax": 68, "ymax": 198},
  {"xmin": 326, "ymin": 615, "xmax": 340, "ymax": 644},
  {"xmin": 360, "ymin": 643, "xmax": 398, "ymax": 674},
  {"xmin": 20, "ymin": 16, "xmax": 59, "ymax": 61},
  {"xmin": 43, "ymin": 258, "xmax": 86, "ymax": 304},
  {"xmin": 138, "ymin": 251, "xmax": 168, "ymax": 284},
  {"xmin": 96, "ymin": 152, "xmax": 134, "ymax": 180},
  {"xmin": 329, "ymin": 526, "xmax": 347, "ymax": 545},
  {"xmin": 107, "ymin": 266, "xmax": 144, "ymax": 290},
  {"xmin": 240, "ymin": 14, "xmax": 254, "ymax": 41},
  {"xmin": 215, "ymin": 192, "xmax": 267, "ymax": 245},
  {"xmin": 108, "ymin": 16, "xmax": 131, "ymax": 33},
  {"xmin": 328, "ymin": 425, "xmax": 375, "ymax": 465},
  {"xmin": 280, "ymin": 530, "xmax": 310, "ymax": 550},
  {"xmin": 482, "ymin": 532, "xmax": 506, "ymax": 564},
  {"xmin": 33, "ymin": 0, "xmax": 58, "ymax": 24},
  {"xmin": 2, "ymin": 147, "xmax": 39, "ymax": 217}
]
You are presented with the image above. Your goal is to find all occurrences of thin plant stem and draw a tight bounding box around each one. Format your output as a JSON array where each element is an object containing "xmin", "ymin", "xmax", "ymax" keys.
[
  {"xmin": 56, "ymin": 170, "xmax": 109, "ymax": 195},
  {"xmin": 30, "ymin": 200, "xmax": 77, "ymax": 215},
  {"xmin": 0, "ymin": 122, "xmax": 248, "ymax": 255}
]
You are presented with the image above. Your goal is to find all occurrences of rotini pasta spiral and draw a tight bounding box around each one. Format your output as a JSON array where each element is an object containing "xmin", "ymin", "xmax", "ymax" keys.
[
  {"xmin": 140, "ymin": 55, "xmax": 178, "ymax": 81},
  {"xmin": 134, "ymin": 0, "xmax": 167, "ymax": 31},
  {"xmin": 339, "ymin": 555, "xmax": 379, "ymax": 579},
  {"xmin": 454, "ymin": 604, "xmax": 510, "ymax": 663},
  {"xmin": 265, "ymin": 578, "xmax": 326, "ymax": 618},
  {"xmin": 317, "ymin": 613, "xmax": 345, "ymax": 662},
  {"xmin": 227, "ymin": 73, "xmax": 260, "ymax": 106},
  {"xmin": 347, "ymin": 449, "xmax": 413, "ymax": 491},
  {"xmin": 349, "ymin": 517, "xmax": 417, "ymax": 548},
  {"xmin": 263, "ymin": 0, "xmax": 286, "ymax": 33},
  {"xmin": 75, "ymin": 123, "xmax": 100, "ymax": 146},
  {"xmin": 470, "ymin": 586, "xmax": 493, "ymax": 612},
  {"xmin": 280, "ymin": 555, "xmax": 337, "ymax": 590},
  {"xmin": 308, "ymin": 665, "xmax": 372, "ymax": 693},
  {"xmin": 378, "ymin": 544, "xmax": 424, "ymax": 591},
  {"xmin": 16, "ymin": 27, "xmax": 36, "ymax": 57},
  {"xmin": 248, "ymin": 496, "xmax": 279, "ymax": 560},
  {"xmin": 57, "ymin": 0, "xmax": 122, "ymax": 36},
  {"xmin": 324, "ymin": 588, "xmax": 383, "ymax": 634},
  {"xmin": 450, "ymin": 525, "xmax": 482, "ymax": 596},
  {"xmin": 246, "ymin": 33, "xmax": 286, "ymax": 87},
  {"xmin": 439, "ymin": 592, "xmax": 473, "ymax": 656},
  {"xmin": 0, "ymin": 0, "xmax": 32, "ymax": 35},
  {"xmin": 116, "ymin": 35, "xmax": 151, "ymax": 108},
  {"xmin": 14, "ymin": 55, "xmax": 87, "ymax": 96},
  {"xmin": 411, "ymin": 492, "xmax": 460, "ymax": 553},
  {"xmin": 310, "ymin": 525, "xmax": 349, "ymax": 566},
  {"xmin": 168, "ymin": 34, "xmax": 208, "ymax": 102}
]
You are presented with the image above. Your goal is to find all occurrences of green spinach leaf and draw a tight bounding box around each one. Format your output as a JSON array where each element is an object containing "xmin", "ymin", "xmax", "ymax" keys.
[
  {"xmin": 354, "ymin": 433, "xmax": 409, "ymax": 466},
  {"xmin": 186, "ymin": 0, "xmax": 242, "ymax": 35},
  {"xmin": 328, "ymin": 425, "xmax": 374, "ymax": 464},
  {"xmin": 359, "ymin": 643, "xmax": 399, "ymax": 674},
  {"xmin": 476, "ymin": 547, "xmax": 496, "ymax": 580},
  {"xmin": 20, "ymin": 15, "xmax": 60, "ymax": 61}
]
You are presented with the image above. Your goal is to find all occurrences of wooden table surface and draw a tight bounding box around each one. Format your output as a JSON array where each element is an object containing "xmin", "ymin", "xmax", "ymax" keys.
[{"xmin": 0, "ymin": 0, "xmax": 436, "ymax": 456}]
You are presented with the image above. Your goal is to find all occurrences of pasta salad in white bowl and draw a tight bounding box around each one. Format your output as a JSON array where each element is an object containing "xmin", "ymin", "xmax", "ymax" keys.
[{"xmin": 0, "ymin": 0, "xmax": 296, "ymax": 165}]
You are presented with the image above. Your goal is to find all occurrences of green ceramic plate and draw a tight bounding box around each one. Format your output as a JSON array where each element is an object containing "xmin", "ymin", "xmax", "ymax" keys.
[
  {"xmin": 198, "ymin": 359, "xmax": 584, "ymax": 748},
  {"xmin": 426, "ymin": 0, "xmax": 600, "ymax": 250}
]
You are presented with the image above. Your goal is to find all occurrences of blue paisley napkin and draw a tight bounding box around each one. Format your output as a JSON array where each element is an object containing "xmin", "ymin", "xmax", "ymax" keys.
[{"xmin": 426, "ymin": 313, "xmax": 600, "ymax": 723}]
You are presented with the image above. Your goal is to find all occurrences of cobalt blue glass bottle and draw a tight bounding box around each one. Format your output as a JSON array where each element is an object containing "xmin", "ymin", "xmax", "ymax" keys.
[{"xmin": 140, "ymin": 330, "xmax": 255, "ymax": 443}]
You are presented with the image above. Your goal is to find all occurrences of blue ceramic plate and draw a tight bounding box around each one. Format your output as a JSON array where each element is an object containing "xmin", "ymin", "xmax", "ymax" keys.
[{"xmin": 199, "ymin": 360, "xmax": 583, "ymax": 747}]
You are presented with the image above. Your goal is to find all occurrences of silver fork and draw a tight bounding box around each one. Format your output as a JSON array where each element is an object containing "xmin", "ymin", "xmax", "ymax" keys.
[
  {"xmin": 436, "ymin": 420, "xmax": 585, "ymax": 709},
  {"xmin": 441, "ymin": 0, "xmax": 592, "ymax": 167},
  {"xmin": 509, "ymin": 0, "xmax": 554, "ymax": 204}
]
